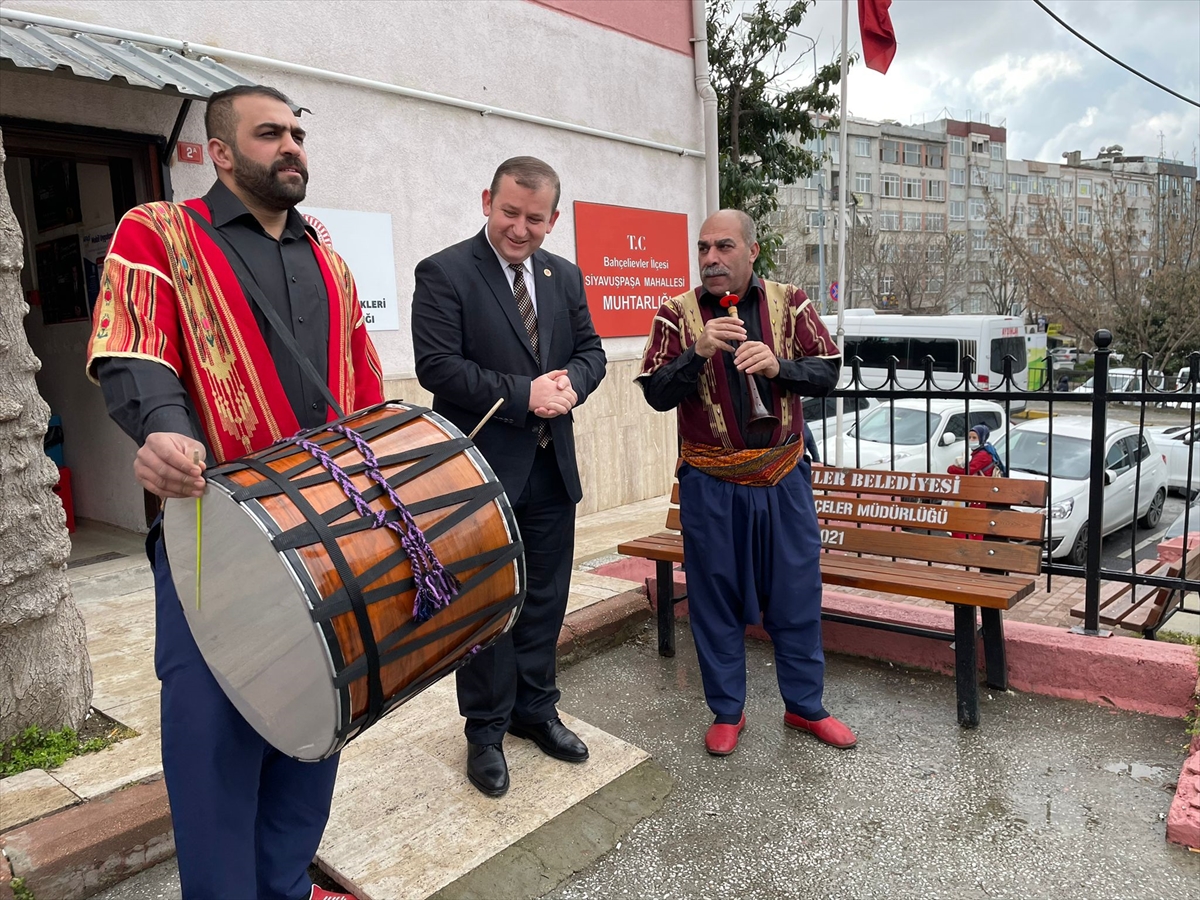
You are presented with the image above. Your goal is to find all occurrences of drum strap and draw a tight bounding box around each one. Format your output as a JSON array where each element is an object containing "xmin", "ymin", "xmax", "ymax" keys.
[
  {"xmin": 181, "ymin": 205, "xmax": 347, "ymax": 419},
  {"xmin": 240, "ymin": 455, "xmax": 387, "ymax": 728}
]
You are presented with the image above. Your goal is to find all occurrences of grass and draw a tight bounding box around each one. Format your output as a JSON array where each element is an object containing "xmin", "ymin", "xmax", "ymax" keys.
[
  {"xmin": 11, "ymin": 877, "xmax": 35, "ymax": 900},
  {"xmin": 0, "ymin": 712, "xmax": 136, "ymax": 778}
]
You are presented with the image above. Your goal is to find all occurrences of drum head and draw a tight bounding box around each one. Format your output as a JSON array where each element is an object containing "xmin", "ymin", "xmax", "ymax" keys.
[{"xmin": 164, "ymin": 481, "xmax": 339, "ymax": 760}]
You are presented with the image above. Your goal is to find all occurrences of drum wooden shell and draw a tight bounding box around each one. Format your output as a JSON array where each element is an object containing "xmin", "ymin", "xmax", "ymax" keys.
[{"xmin": 163, "ymin": 403, "xmax": 524, "ymax": 761}]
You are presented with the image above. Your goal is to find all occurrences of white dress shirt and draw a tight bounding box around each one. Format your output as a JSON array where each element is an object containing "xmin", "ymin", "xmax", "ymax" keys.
[{"xmin": 485, "ymin": 231, "xmax": 539, "ymax": 317}]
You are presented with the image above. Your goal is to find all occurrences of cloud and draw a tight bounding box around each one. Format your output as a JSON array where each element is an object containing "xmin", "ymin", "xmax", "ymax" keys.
[{"xmin": 745, "ymin": 0, "xmax": 1200, "ymax": 164}]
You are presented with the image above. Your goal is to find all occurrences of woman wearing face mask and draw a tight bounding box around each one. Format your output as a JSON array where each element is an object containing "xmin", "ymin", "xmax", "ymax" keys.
[{"xmin": 947, "ymin": 425, "xmax": 1000, "ymax": 540}]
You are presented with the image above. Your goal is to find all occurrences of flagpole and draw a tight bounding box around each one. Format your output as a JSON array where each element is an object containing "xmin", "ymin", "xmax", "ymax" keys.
[{"xmin": 833, "ymin": 0, "xmax": 850, "ymax": 467}]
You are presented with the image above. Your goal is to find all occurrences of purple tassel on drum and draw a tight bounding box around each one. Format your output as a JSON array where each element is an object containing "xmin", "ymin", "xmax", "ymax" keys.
[{"xmin": 296, "ymin": 426, "xmax": 461, "ymax": 624}]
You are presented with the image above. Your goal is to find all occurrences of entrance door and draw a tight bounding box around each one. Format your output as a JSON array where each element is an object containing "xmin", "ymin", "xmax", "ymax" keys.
[{"xmin": 1, "ymin": 119, "xmax": 166, "ymax": 533}]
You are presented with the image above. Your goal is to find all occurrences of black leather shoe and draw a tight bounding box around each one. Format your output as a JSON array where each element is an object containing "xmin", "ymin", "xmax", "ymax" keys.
[
  {"xmin": 466, "ymin": 742, "xmax": 509, "ymax": 797},
  {"xmin": 507, "ymin": 717, "xmax": 589, "ymax": 763}
]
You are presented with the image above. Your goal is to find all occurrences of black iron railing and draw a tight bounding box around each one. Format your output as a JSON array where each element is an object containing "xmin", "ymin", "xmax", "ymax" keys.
[{"xmin": 814, "ymin": 331, "xmax": 1199, "ymax": 637}]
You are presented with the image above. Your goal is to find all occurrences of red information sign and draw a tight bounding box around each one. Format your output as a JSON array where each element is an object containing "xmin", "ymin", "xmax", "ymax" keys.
[
  {"xmin": 573, "ymin": 201, "xmax": 690, "ymax": 338},
  {"xmin": 176, "ymin": 142, "xmax": 204, "ymax": 164}
]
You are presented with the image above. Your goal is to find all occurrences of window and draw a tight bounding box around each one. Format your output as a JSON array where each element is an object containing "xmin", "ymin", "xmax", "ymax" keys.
[
  {"xmin": 805, "ymin": 171, "xmax": 826, "ymax": 190},
  {"xmin": 991, "ymin": 142, "xmax": 1004, "ymax": 161},
  {"xmin": 969, "ymin": 199, "xmax": 988, "ymax": 220},
  {"xmin": 950, "ymin": 167, "xmax": 966, "ymax": 186},
  {"xmin": 989, "ymin": 337, "xmax": 1027, "ymax": 374},
  {"xmin": 971, "ymin": 136, "xmax": 990, "ymax": 154},
  {"xmin": 854, "ymin": 171, "xmax": 871, "ymax": 193},
  {"xmin": 1009, "ymin": 173, "xmax": 1028, "ymax": 194},
  {"xmin": 950, "ymin": 136, "xmax": 966, "ymax": 156},
  {"xmin": 903, "ymin": 142, "xmax": 921, "ymax": 166},
  {"xmin": 879, "ymin": 240, "xmax": 896, "ymax": 261},
  {"xmin": 1078, "ymin": 178, "xmax": 1091, "ymax": 198},
  {"xmin": 903, "ymin": 177, "xmax": 922, "ymax": 199},
  {"xmin": 1078, "ymin": 205, "xmax": 1092, "ymax": 225},
  {"xmin": 904, "ymin": 212, "xmax": 922, "ymax": 231},
  {"xmin": 808, "ymin": 210, "xmax": 824, "ymax": 227},
  {"xmin": 971, "ymin": 229, "xmax": 988, "ymax": 250},
  {"xmin": 926, "ymin": 145, "xmax": 944, "ymax": 168},
  {"xmin": 879, "ymin": 211, "xmax": 900, "ymax": 230},
  {"xmin": 829, "ymin": 135, "xmax": 840, "ymax": 155},
  {"xmin": 1028, "ymin": 206, "xmax": 1039, "ymax": 223},
  {"xmin": 881, "ymin": 174, "xmax": 900, "ymax": 197},
  {"xmin": 1063, "ymin": 208, "xmax": 1074, "ymax": 225},
  {"xmin": 1105, "ymin": 439, "xmax": 1133, "ymax": 474},
  {"xmin": 971, "ymin": 168, "xmax": 987, "ymax": 186},
  {"xmin": 880, "ymin": 139, "xmax": 899, "ymax": 164},
  {"xmin": 1029, "ymin": 239, "xmax": 1042, "ymax": 255},
  {"xmin": 969, "ymin": 265, "xmax": 986, "ymax": 283},
  {"xmin": 950, "ymin": 200, "xmax": 965, "ymax": 220},
  {"xmin": 990, "ymin": 171, "xmax": 1004, "ymax": 190},
  {"xmin": 926, "ymin": 213, "xmax": 945, "ymax": 231},
  {"xmin": 1042, "ymin": 177, "xmax": 1059, "ymax": 196},
  {"xmin": 926, "ymin": 179, "xmax": 945, "ymax": 201},
  {"xmin": 880, "ymin": 276, "xmax": 894, "ymax": 293},
  {"xmin": 1013, "ymin": 206, "xmax": 1025, "ymax": 225},
  {"xmin": 805, "ymin": 244, "xmax": 821, "ymax": 264},
  {"xmin": 854, "ymin": 137, "xmax": 871, "ymax": 157}
]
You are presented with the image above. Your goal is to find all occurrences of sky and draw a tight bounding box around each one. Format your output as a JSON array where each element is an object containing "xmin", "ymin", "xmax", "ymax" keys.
[{"xmin": 746, "ymin": 0, "xmax": 1200, "ymax": 164}]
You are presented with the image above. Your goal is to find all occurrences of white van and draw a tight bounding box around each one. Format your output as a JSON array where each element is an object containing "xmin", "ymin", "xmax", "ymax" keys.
[{"xmin": 820, "ymin": 311, "xmax": 1030, "ymax": 409}]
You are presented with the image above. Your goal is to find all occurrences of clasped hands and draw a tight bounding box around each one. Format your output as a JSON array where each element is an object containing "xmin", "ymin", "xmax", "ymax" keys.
[
  {"xmin": 694, "ymin": 317, "xmax": 780, "ymax": 378},
  {"xmin": 529, "ymin": 368, "xmax": 577, "ymax": 419}
]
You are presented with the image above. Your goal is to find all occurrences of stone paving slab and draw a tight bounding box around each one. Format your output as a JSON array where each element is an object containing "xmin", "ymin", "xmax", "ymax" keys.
[
  {"xmin": 0, "ymin": 769, "xmax": 78, "ymax": 832},
  {"xmin": 317, "ymin": 674, "xmax": 650, "ymax": 900}
]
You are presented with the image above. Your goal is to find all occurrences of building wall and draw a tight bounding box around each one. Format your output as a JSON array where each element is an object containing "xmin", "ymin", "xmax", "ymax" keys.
[{"xmin": 1, "ymin": 0, "xmax": 703, "ymax": 525}]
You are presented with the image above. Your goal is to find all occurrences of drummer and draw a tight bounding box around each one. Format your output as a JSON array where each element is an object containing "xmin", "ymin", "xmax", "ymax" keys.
[{"xmin": 87, "ymin": 85, "xmax": 382, "ymax": 900}]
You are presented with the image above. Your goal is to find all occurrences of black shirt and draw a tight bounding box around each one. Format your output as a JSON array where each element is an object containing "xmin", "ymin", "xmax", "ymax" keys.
[
  {"xmin": 639, "ymin": 276, "xmax": 840, "ymax": 449},
  {"xmin": 97, "ymin": 181, "xmax": 331, "ymax": 453}
]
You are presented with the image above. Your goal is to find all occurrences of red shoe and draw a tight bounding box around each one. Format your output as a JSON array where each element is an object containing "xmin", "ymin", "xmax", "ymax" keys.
[
  {"xmin": 784, "ymin": 712, "xmax": 857, "ymax": 749},
  {"xmin": 704, "ymin": 713, "xmax": 746, "ymax": 756},
  {"xmin": 311, "ymin": 886, "xmax": 359, "ymax": 900}
]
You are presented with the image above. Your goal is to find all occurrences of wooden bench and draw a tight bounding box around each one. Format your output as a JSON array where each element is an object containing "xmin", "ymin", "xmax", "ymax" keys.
[
  {"xmin": 618, "ymin": 465, "xmax": 1048, "ymax": 728},
  {"xmin": 1068, "ymin": 551, "xmax": 1200, "ymax": 637}
]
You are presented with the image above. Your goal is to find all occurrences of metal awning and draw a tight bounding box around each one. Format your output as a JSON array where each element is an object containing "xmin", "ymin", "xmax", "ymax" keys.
[{"xmin": 0, "ymin": 17, "xmax": 256, "ymax": 100}]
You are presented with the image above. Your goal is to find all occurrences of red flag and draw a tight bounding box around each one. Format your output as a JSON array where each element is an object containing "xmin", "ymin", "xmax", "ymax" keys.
[{"xmin": 858, "ymin": 0, "xmax": 897, "ymax": 74}]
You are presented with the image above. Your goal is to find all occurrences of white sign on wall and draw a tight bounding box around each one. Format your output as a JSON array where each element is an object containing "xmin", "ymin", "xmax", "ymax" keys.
[{"xmin": 299, "ymin": 206, "xmax": 398, "ymax": 331}]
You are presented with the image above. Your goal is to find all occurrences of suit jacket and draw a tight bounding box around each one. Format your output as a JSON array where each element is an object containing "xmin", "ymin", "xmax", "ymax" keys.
[{"xmin": 412, "ymin": 228, "xmax": 607, "ymax": 503}]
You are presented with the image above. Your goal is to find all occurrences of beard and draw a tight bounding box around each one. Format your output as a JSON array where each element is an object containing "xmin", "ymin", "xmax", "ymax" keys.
[{"xmin": 230, "ymin": 147, "xmax": 308, "ymax": 211}]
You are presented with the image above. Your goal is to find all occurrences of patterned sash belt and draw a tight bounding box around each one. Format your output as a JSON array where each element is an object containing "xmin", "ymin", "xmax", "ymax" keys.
[{"xmin": 680, "ymin": 440, "xmax": 803, "ymax": 487}]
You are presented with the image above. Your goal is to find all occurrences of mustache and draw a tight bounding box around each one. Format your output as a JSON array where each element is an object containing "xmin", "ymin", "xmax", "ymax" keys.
[
  {"xmin": 702, "ymin": 265, "xmax": 730, "ymax": 278},
  {"xmin": 272, "ymin": 156, "xmax": 308, "ymax": 181}
]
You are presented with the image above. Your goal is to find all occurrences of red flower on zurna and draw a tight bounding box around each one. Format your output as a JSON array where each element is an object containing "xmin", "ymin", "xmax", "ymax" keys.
[{"xmin": 719, "ymin": 293, "xmax": 739, "ymax": 309}]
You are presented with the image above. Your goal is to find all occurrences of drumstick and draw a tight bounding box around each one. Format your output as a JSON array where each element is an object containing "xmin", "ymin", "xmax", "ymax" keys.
[
  {"xmin": 193, "ymin": 448, "xmax": 202, "ymax": 611},
  {"xmin": 468, "ymin": 398, "xmax": 504, "ymax": 441}
]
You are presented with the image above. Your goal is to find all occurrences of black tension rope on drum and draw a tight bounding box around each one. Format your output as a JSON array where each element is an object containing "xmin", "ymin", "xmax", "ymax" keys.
[{"xmin": 180, "ymin": 205, "xmax": 347, "ymax": 419}]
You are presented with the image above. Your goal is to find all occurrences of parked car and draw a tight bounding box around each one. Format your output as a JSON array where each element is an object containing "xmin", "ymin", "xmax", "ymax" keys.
[
  {"xmin": 804, "ymin": 395, "xmax": 880, "ymax": 461},
  {"xmin": 1072, "ymin": 367, "xmax": 1166, "ymax": 403},
  {"xmin": 1000, "ymin": 417, "xmax": 1169, "ymax": 566},
  {"xmin": 828, "ymin": 398, "xmax": 1009, "ymax": 473},
  {"xmin": 1148, "ymin": 423, "xmax": 1199, "ymax": 497},
  {"xmin": 1049, "ymin": 347, "xmax": 1078, "ymax": 365}
]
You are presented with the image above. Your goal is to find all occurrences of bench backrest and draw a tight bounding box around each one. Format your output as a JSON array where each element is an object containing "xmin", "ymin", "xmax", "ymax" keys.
[{"xmin": 664, "ymin": 465, "xmax": 1048, "ymax": 575}]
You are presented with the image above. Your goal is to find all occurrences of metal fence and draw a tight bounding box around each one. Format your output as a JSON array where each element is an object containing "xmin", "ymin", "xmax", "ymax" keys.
[{"xmin": 814, "ymin": 329, "xmax": 1199, "ymax": 638}]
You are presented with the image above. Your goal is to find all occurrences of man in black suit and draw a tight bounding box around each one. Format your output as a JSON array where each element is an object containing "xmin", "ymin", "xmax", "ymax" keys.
[{"xmin": 412, "ymin": 157, "xmax": 607, "ymax": 797}]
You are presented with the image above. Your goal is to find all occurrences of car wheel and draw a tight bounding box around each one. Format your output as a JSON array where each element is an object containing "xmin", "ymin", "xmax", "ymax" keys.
[
  {"xmin": 1139, "ymin": 488, "xmax": 1166, "ymax": 529},
  {"xmin": 1066, "ymin": 525, "xmax": 1088, "ymax": 567}
]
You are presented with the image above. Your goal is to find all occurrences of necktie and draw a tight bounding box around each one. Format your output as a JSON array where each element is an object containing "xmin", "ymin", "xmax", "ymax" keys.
[{"xmin": 510, "ymin": 263, "xmax": 550, "ymax": 448}]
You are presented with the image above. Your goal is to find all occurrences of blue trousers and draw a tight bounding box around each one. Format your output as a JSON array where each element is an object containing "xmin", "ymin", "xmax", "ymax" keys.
[
  {"xmin": 677, "ymin": 461, "xmax": 827, "ymax": 724},
  {"xmin": 151, "ymin": 530, "xmax": 338, "ymax": 900}
]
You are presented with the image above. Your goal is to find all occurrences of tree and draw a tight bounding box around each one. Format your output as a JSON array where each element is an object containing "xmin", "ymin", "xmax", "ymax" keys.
[
  {"xmin": 0, "ymin": 129, "xmax": 93, "ymax": 741},
  {"xmin": 989, "ymin": 186, "xmax": 1199, "ymax": 370},
  {"xmin": 844, "ymin": 221, "xmax": 966, "ymax": 314},
  {"xmin": 708, "ymin": 0, "xmax": 841, "ymax": 274}
]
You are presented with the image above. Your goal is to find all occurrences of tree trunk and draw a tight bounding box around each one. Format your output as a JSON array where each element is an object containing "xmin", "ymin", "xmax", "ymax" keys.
[{"xmin": 0, "ymin": 128, "xmax": 93, "ymax": 742}]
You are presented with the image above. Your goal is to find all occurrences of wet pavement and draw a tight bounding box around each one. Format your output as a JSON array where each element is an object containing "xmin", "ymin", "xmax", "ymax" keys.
[{"xmin": 548, "ymin": 626, "xmax": 1200, "ymax": 900}]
